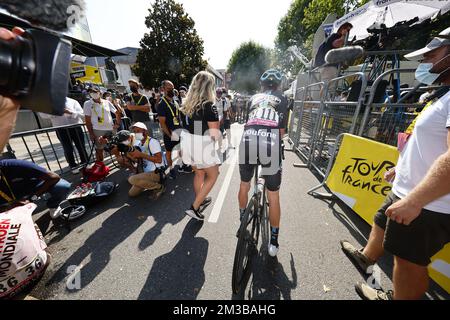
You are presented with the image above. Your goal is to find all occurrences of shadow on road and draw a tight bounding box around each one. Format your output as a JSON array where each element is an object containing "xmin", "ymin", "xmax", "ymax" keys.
[
  {"xmin": 247, "ymin": 252, "xmax": 297, "ymax": 300},
  {"xmin": 138, "ymin": 219, "xmax": 208, "ymax": 300},
  {"xmin": 43, "ymin": 170, "xmax": 195, "ymax": 292}
]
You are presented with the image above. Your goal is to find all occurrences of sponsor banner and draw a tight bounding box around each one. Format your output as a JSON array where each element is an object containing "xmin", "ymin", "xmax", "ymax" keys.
[{"xmin": 326, "ymin": 134, "xmax": 450, "ymax": 293}]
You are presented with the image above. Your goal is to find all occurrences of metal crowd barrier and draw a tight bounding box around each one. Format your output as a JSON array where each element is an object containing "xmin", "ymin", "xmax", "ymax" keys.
[{"xmin": 287, "ymin": 67, "xmax": 445, "ymax": 179}]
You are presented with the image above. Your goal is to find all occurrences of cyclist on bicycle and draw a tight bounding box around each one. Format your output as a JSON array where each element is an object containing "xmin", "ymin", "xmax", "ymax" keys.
[{"xmin": 238, "ymin": 69, "xmax": 288, "ymax": 257}]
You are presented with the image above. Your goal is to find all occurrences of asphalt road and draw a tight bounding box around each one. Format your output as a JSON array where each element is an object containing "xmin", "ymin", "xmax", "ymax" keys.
[{"xmin": 29, "ymin": 124, "xmax": 449, "ymax": 300}]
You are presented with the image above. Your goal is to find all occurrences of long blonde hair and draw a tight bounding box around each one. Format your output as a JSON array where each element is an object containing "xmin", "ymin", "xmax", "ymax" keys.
[{"xmin": 181, "ymin": 71, "xmax": 216, "ymax": 117}]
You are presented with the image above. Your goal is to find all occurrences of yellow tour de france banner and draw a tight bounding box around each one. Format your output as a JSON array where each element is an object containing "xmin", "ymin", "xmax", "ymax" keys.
[
  {"xmin": 326, "ymin": 134, "xmax": 450, "ymax": 293},
  {"xmin": 70, "ymin": 62, "xmax": 102, "ymax": 85}
]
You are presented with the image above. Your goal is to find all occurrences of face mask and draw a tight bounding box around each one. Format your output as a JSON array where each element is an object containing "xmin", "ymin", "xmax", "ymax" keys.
[
  {"xmin": 130, "ymin": 86, "xmax": 138, "ymax": 93},
  {"xmin": 415, "ymin": 63, "xmax": 441, "ymax": 85},
  {"xmin": 166, "ymin": 90, "xmax": 175, "ymax": 98},
  {"xmin": 134, "ymin": 133, "xmax": 144, "ymax": 141},
  {"xmin": 90, "ymin": 93, "xmax": 100, "ymax": 100}
]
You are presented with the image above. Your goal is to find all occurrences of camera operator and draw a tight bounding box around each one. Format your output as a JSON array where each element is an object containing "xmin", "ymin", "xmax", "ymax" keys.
[
  {"xmin": 84, "ymin": 86, "xmax": 122, "ymax": 162},
  {"xmin": 106, "ymin": 124, "xmax": 166, "ymax": 200},
  {"xmin": 0, "ymin": 27, "xmax": 26, "ymax": 152}
]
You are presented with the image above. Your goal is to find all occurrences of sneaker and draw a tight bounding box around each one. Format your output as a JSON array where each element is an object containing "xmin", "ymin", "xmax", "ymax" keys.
[
  {"xmin": 268, "ymin": 244, "xmax": 279, "ymax": 257},
  {"xmin": 71, "ymin": 167, "xmax": 81, "ymax": 175},
  {"xmin": 168, "ymin": 169, "xmax": 177, "ymax": 180},
  {"xmin": 150, "ymin": 185, "xmax": 165, "ymax": 200},
  {"xmin": 199, "ymin": 197, "xmax": 212, "ymax": 212},
  {"xmin": 185, "ymin": 206, "xmax": 205, "ymax": 221},
  {"xmin": 340, "ymin": 240, "xmax": 375, "ymax": 274},
  {"xmin": 178, "ymin": 165, "xmax": 193, "ymax": 174},
  {"xmin": 355, "ymin": 282, "xmax": 393, "ymax": 300}
]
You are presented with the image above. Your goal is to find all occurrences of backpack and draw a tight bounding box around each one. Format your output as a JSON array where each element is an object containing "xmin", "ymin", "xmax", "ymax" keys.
[
  {"xmin": 0, "ymin": 204, "xmax": 49, "ymax": 299},
  {"xmin": 82, "ymin": 161, "xmax": 110, "ymax": 183}
]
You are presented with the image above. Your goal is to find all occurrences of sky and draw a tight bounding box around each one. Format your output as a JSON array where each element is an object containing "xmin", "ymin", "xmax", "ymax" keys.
[{"xmin": 85, "ymin": 0, "xmax": 294, "ymax": 70}]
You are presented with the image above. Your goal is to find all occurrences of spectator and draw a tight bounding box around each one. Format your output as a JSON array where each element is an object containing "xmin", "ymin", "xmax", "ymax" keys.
[
  {"xmin": 223, "ymin": 91, "xmax": 234, "ymax": 149},
  {"xmin": 214, "ymin": 88, "xmax": 226, "ymax": 152},
  {"xmin": 0, "ymin": 159, "xmax": 71, "ymax": 218},
  {"xmin": 124, "ymin": 123, "xmax": 166, "ymax": 200},
  {"xmin": 40, "ymin": 97, "xmax": 88, "ymax": 174},
  {"xmin": 158, "ymin": 80, "xmax": 187, "ymax": 179},
  {"xmin": 84, "ymin": 86, "xmax": 122, "ymax": 162},
  {"xmin": 340, "ymin": 28, "xmax": 450, "ymax": 300},
  {"xmin": 125, "ymin": 79, "xmax": 152, "ymax": 131},
  {"xmin": 179, "ymin": 71, "xmax": 221, "ymax": 221},
  {"xmin": 179, "ymin": 86, "xmax": 188, "ymax": 105},
  {"xmin": 314, "ymin": 22, "xmax": 353, "ymax": 84}
]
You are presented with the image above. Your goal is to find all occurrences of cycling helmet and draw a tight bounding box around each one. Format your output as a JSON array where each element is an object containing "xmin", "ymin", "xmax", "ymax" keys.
[
  {"xmin": 52, "ymin": 200, "xmax": 86, "ymax": 221},
  {"xmin": 260, "ymin": 69, "xmax": 283, "ymax": 88}
]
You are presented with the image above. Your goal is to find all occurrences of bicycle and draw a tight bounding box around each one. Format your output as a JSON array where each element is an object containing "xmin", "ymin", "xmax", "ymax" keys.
[{"xmin": 232, "ymin": 165, "xmax": 270, "ymax": 294}]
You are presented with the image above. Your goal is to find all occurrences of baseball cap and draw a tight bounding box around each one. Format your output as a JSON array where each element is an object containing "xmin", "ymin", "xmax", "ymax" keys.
[
  {"xmin": 405, "ymin": 27, "xmax": 450, "ymax": 61},
  {"xmin": 130, "ymin": 122, "xmax": 148, "ymax": 131}
]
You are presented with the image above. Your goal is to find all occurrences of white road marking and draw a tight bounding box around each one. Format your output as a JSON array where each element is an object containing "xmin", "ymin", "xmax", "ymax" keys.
[{"xmin": 208, "ymin": 125, "xmax": 244, "ymax": 224}]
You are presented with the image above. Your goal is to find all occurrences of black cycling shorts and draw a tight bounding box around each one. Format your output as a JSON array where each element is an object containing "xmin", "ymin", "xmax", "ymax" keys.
[{"xmin": 239, "ymin": 127, "xmax": 283, "ymax": 192}]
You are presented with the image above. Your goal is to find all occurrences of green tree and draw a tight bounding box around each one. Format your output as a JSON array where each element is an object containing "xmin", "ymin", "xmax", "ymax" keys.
[
  {"xmin": 227, "ymin": 41, "xmax": 273, "ymax": 94},
  {"xmin": 274, "ymin": 0, "xmax": 313, "ymax": 76},
  {"xmin": 134, "ymin": 0, "xmax": 207, "ymax": 88}
]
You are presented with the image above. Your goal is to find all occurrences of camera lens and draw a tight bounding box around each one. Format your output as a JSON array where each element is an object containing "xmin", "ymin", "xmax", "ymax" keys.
[{"xmin": 0, "ymin": 35, "xmax": 36, "ymax": 97}]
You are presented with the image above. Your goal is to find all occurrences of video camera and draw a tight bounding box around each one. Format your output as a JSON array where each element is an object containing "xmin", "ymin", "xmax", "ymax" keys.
[
  {"xmin": 0, "ymin": 0, "xmax": 85, "ymax": 116},
  {"xmin": 354, "ymin": 17, "xmax": 419, "ymax": 51},
  {"xmin": 103, "ymin": 132, "xmax": 141, "ymax": 154}
]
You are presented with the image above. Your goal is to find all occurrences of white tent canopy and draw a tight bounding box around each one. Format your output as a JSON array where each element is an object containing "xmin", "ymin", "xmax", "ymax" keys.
[{"xmin": 333, "ymin": 0, "xmax": 450, "ymax": 41}]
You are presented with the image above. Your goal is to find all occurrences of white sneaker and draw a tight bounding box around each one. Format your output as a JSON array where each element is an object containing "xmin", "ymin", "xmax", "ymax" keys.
[
  {"xmin": 268, "ymin": 244, "xmax": 279, "ymax": 257},
  {"xmin": 71, "ymin": 168, "xmax": 81, "ymax": 175}
]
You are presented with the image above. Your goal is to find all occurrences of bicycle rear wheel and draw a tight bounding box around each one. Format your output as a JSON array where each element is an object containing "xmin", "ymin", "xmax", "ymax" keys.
[{"xmin": 232, "ymin": 194, "xmax": 260, "ymax": 294}]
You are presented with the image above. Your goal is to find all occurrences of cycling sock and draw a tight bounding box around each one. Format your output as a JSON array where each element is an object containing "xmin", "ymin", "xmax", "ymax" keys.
[
  {"xmin": 271, "ymin": 227, "xmax": 279, "ymax": 247},
  {"xmin": 239, "ymin": 209, "xmax": 245, "ymax": 221}
]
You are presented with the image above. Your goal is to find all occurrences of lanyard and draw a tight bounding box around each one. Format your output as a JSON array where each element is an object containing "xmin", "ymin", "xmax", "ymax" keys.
[
  {"xmin": 131, "ymin": 94, "xmax": 144, "ymax": 106},
  {"xmin": 162, "ymin": 97, "xmax": 180, "ymax": 125},
  {"xmin": 0, "ymin": 170, "xmax": 16, "ymax": 203},
  {"xmin": 162, "ymin": 97, "xmax": 179, "ymax": 118},
  {"xmin": 405, "ymin": 100, "xmax": 433, "ymax": 135},
  {"xmin": 92, "ymin": 100, "xmax": 106, "ymax": 124}
]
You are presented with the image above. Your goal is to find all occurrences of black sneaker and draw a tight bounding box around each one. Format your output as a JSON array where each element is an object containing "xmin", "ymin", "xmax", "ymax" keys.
[
  {"xmin": 168, "ymin": 169, "xmax": 177, "ymax": 180},
  {"xmin": 199, "ymin": 197, "xmax": 212, "ymax": 212},
  {"xmin": 185, "ymin": 206, "xmax": 205, "ymax": 221}
]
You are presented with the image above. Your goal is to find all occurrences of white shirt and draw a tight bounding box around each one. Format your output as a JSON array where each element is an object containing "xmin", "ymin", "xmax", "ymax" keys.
[
  {"xmin": 135, "ymin": 137, "xmax": 163, "ymax": 173},
  {"xmin": 393, "ymin": 92, "xmax": 450, "ymax": 214},
  {"xmin": 83, "ymin": 99, "xmax": 117, "ymax": 131},
  {"xmin": 214, "ymin": 98, "xmax": 226, "ymax": 121},
  {"xmin": 40, "ymin": 97, "xmax": 84, "ymax": 127}
]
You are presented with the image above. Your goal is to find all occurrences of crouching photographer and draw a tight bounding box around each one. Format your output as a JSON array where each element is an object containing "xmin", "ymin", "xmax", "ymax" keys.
[{"xmin": 102, "ymin": 123, "xmax": 166, "ymax": 200}]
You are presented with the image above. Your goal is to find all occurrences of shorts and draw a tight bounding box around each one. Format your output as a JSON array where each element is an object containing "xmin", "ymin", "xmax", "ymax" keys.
[
  {"xmin": 374, "ymin": 192, "xmax": 450, "ymax": 266},
  {"xmin": 180, "ymin": 131, "xmax": 221, "ymax": 169},
  {"xmin": 163, "ymin": 134, "xmax": 180, "ymax": 152},
  {"xmin": 93, "ymin": 130, "xmax": 113, "ymax": 150},
  {"xmin": 238, "ymin": 127, "xmax": 283, "ymax": 192}
]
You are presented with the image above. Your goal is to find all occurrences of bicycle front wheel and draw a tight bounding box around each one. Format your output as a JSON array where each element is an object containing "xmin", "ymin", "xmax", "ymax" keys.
[{"xmin": 232, "ymin": 194, "xmax": 260, "ymax": 294}]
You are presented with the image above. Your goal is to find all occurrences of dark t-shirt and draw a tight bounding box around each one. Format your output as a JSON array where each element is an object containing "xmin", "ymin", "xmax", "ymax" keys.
[
  {"xmin": 314, "ymin": 33, "xmax": 341, "ymax": 68},
  {"xmin": 181, "ymin": 102, "xmax": 219, "ymax": 136},
  {"xmin": 126, "ymin": 93, "xmax": 150, "ymax": 122},
  {"xmin": 0, "ymin": 159, "xmax": 49, "ymax": 205},
  {"xmin": 157, "ymin": 97, "xmax": 182, "ymax": 133}
]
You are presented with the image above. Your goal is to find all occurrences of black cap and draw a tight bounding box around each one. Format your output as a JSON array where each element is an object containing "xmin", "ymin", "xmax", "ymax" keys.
[{"xmin": 116, "ymin": 130, "xmax": 131, "ymax": 143}]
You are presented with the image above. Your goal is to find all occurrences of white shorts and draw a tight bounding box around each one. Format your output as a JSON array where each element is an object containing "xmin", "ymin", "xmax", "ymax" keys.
[{"xmin": 180, "ymin": 131, "xmax": 221, "ymax": 169}]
